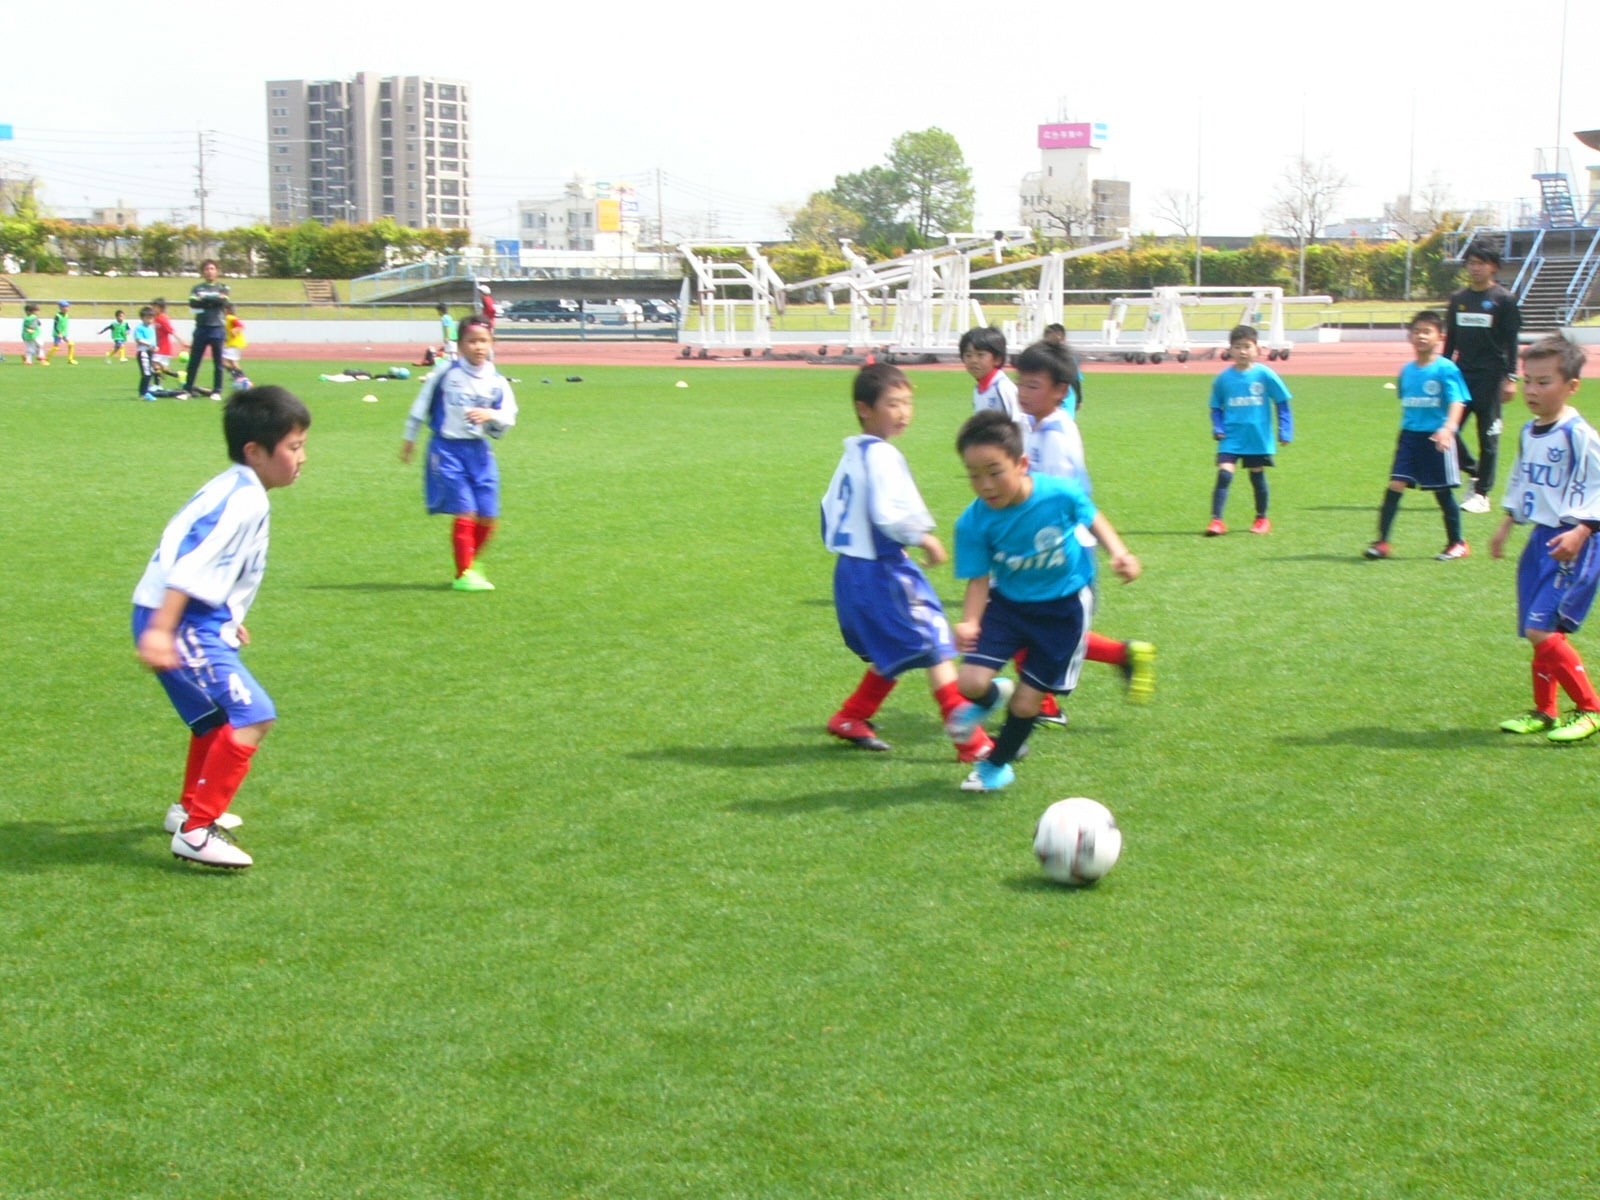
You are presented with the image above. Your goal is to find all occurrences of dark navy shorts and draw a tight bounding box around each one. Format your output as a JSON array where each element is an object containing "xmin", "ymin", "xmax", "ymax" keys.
[
  {"xmin": 965, "ymin": 585, "xmax": 1092, "ymax": 694},
  {"xmin": 1389, "ymin": 428, "xmax": 1460, "ymax": 491},
  {"xmin": 1217, "ymin": 453, "xmax": 1274, "ymax": 469},
  {"xmin": 834, "ymin": 553, "xmax": 955, "ymax": 679}
]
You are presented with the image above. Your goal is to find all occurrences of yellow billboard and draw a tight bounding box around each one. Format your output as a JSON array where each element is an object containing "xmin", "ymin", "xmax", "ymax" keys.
[{"xmin": 597, "ymin": 199, "xmax": 621, "ymax": 233}]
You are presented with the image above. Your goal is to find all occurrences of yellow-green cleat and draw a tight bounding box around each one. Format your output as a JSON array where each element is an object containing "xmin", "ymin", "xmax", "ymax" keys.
[
  {"xmin": 1499, "ymin": 710, "xmax": 1556, "ymax": 735},
  {"xmin": 1547, "ymin": 710, "xmax": 1600, "ymax": 744},
  {"xmin": 1123, "ymin": 641, "xmax": 1156, "ymax": 704},
  {"xmin": 452, "ymin": 567, "xmax": 495, "ymax": 592}
]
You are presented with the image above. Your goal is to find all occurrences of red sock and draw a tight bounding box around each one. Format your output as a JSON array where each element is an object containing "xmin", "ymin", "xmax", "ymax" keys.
[
  {"xmin": 1086, "ymin": 633, "xmax": 1126, "ymax": 665},
  {"xmin": 184, "ymin": 725, "xmax": 256, "ymax": 832},
  {"xmin": 839, "ymin": 670, "xmax": 896, "ymax": 721},
  {"xmin": 932, "ymin": 680, "xmax": 965, "ymax": 721},
  {"xmin": 1532, "ymin": 640, "xmax": 1561, "ymax": 716},
  {"xmin": 451, "ymin": 517, "xmax": 476, "ymax": 575},
  {"xmin": 472, "ymin": 521, "xmax": 494, "ymax": 553},
  {"xmin": 180, "ymin": 726, "xmax": 224, "ymax": 810},
  {"xmin": 1542, "ymin": 633, "xmax": 1600, "ymax": 710}
]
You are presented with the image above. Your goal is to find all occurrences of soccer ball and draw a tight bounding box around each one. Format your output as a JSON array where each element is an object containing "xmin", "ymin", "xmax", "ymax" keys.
[
  {"xmin": 232, "ymin": 376, "xmax": 252, "ymax": 391},
  {"xmin": 1033, "ymin": 798, "xmax": 1122, "ymax": 886},
  {"xmin": 391, "ymin": 366, "xmax": 411, "ymax": 380}
]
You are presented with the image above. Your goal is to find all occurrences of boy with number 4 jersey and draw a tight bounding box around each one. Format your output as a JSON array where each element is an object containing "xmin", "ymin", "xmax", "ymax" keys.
[
  {"xmin": 822, "ymin": 363, "xmax": 993, "ymax": 763},
  {"xmin": 1490, "ymin": 334, "xmax": 1600, "ymax": 743}
]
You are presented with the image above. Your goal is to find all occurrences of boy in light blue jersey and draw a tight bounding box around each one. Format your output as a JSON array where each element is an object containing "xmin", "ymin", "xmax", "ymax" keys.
[
  {"xmin": 947, "ymin": 409, "xmax": 1143, "ymax": 792},
  {"xmin": 1489, "ymin": 334, "xmax": 1600, "ymax": 743},
  {"xmin": 133, "ymin": 385, "xmax": 311, "ymax": 868},
  {"xmin": 821, "ymin": 363, "xmax": 993, "ymax": 762},
  {"xmin": 1365, "ymin": 311, "xmax": 1470, "ymax": 561},
  {"xmin": 1205, "ymin": 325, "xmax": 1291, "ymax": 535}
]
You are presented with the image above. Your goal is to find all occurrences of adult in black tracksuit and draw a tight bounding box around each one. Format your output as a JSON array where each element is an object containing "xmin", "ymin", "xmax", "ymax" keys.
[
  {"xmin": 1443, "ymin": 243, "xmax": 1521, "ymax": 513},
  {"xmin": 184, "ymin": 258, "xmax": 231, "ymax": 396}
]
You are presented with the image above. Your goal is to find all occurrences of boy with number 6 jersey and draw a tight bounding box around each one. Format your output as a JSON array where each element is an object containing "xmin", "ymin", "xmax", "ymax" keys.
[
  {"xmin": 822, "ymin": 363, "xmax": 993, "ymax": 763},
  {"xmin": 1490, "ymin": 334, "xmax": 1600, "ymax": 743}
]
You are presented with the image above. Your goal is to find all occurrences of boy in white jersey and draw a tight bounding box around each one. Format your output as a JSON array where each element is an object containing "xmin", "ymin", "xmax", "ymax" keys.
[
  {"xmin": 401, "ymin": 317, "xmax": 517, "ymax": 591},
  {"xmin": 1489, "ymin": 334, "xmax": 1600, "ymax": 743},
  {"xmin": 133, "ymin": 385, "xmax": 311, "ymax": 868},
  {"xmin": 822, "ymin": 363, "xmax": 993, "ymax": 763},
  {"xmin": 1014, "ymin": 341, "xmax": 1155, "ymax": 721},
  {"xmin": 960, "ymin": 326, "xmax": 1025, "ymax": 433}
]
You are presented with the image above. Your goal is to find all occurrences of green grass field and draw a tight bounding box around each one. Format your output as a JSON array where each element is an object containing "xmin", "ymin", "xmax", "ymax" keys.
[{"xmin": 4, "ymin": 357, "xmax": 1599, "ymax": 1198}]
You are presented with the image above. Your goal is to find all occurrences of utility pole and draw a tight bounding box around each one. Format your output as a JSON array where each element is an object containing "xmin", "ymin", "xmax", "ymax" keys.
[
  {"xmin": 656, "ymin": 166, "xmax": 665, "ymax": 251},
  {"xmin": 195, "ymin": 130, "xmax": 210, "ymax": 260},
  {"xmin": 1193, "ymin": 102, "xmax": 1203, "ymax": 287}
]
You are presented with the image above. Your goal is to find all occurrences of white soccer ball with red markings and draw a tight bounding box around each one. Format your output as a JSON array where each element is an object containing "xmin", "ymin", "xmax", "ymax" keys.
[{"xmin": 1033, "ymin": 798, "xmax": 1121, "ymax": 885}]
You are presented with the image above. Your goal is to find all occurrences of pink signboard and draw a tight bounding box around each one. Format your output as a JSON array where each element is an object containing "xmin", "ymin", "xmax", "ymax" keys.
[{"xmin": 1037, "ymin": 123, "xmax": 1107, "ymax": 150}]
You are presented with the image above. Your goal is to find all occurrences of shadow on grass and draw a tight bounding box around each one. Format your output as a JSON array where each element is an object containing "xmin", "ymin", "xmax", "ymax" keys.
[
  {"xmin": 0, "ymin": 821, "xmax": 217, "ymax": 875},
  {"xmin": 631, "ymin": 742, "xmax": 845, "ymax": 769},
  {"xmin": 1267, "ymin": 554, "xmax": 1380, "ymax": 564},
  {"xmin": 1299, "ymin": 505, "xmax": 1377, "ymax": 512},
  {"xmin": 1001, "ymin": 873, "xmax": 1098, "ymax": 895},
  {"xmin": 301, "ymin": 582, "xmax": 448, "ymax": 593},
  {"xmin": 1277, "ymin": 726, "xmax": 1503, "ymax": 750},
  {"xmin": 1121, "ymin": 529, "xmax": 1221, "ymax": 539},
  {"xmin": 726, "ymin": 780, "xmax": 985, "ymax": 816}
]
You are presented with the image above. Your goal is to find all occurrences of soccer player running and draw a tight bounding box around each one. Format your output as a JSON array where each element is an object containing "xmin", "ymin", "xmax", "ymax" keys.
[
  {"xmin": 1490, "ymin": 334, "xmax": 1600, "ymax": 744},
  {"xmin": 1445, "ymin": 243, "xmax": 1521, "ymax": 514}
]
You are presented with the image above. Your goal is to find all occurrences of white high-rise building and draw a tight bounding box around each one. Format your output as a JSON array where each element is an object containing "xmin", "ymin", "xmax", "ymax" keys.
[
  {"xmin": 1019, "ymin": 122, "xmax": 1129, "ymax": 240},
  {"xmin": 266, "ymin": 73, "xmax": 472, "ymax": 230}
]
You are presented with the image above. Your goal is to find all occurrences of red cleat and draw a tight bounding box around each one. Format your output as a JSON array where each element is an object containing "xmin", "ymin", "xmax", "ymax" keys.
[
  {"xmin": 827, "ymin": 713, "xmax": 891, "ymax": 752},
  {"xmin": 1435, "ymin": 541, "xmax": 1470, "ymax": 561},
  {"xmin": 956, "ymin": 730, "xmax": 994, "ymax": 763},
  {"xmin": 1250, "ymin": 516, "xmax": 1271, "ymax": 534},
  {"xmin": 1363, "ymin": 541, "xmax": 1392, "ymax": 559},
  {"xmin": 1205, "ymin": 518, "xmax": 1227, "ymax": 537}
]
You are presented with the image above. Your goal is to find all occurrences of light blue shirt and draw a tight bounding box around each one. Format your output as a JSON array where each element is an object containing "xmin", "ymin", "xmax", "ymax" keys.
[
  {"xmin": 954, "ymin": 473, "xmax": 1098, "ymax": 602},
  {"xmin": 1397, "ymin": 357, "xmax": 1469, "ymax": 434},
  {"xmin": 1210, "ymin": 364, "xmax": 1292, "ymax": 455}
]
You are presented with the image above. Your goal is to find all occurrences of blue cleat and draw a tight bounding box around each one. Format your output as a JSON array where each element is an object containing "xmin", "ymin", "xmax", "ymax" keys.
[
  {"xmin": 944, "ymin": 677, "xmax": 1014, "ymax": 740},
  {"xmin": 959, "ymin": 760, "xmax": 1015, "ymax": 792}
]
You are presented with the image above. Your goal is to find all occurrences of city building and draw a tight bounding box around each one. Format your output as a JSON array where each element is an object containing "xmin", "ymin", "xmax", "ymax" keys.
[
  {"xmin": 516, "ymin": 177, "xmax": 641, "ymax": 253},
  {"xmin": 1018, "ymin": 122, "xmax": 1130, "ymax": 240},
  {"xmin": 265, "ymin": 73, "xmax": 471, "ymax": 229}
]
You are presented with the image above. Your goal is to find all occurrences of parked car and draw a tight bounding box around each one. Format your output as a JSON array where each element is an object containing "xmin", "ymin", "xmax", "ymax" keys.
[
  {"xmin": 505, "ymin": 298, "xmax": 581, "ymax": 322},
  {"xmin": 580, "ymin": 301, "xmax": 641, "ymax": 326},
  {"xmin": 641, "ymin": 299, "xmax": 679, "ymax": 323}
]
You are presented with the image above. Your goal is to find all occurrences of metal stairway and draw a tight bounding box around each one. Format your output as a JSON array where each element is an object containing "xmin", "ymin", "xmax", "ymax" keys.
[{"xmin": 1535, "ymin": 174, "xmax": 1580, "ymax": 228}]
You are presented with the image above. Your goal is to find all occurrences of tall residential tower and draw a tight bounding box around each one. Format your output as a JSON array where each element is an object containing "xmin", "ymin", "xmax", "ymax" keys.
[{"xmin": 266, "ymin": 73, "xmax": 472, "ymax": 229}]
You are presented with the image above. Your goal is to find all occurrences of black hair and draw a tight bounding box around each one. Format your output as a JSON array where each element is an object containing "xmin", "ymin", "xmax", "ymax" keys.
[
  {"xmin": 225, "ymin": 384, "xmax": 312, "ymax": 464},
  {"xmin": 436, "ymin": 302, "xmax": 449, "ymax": 314},
  {"xmin": 1523, "ymin": 333, "xmax": 1585, "ymax": 381},
  {"xmin": 956, "ymin": 408, "xmax": 1024, "ymax": 461},
  {"xmin": 1464, "ymin": 242, "xmax": 1502, "ymax": 268},
  {"xmin": 958, "ymin": 325, "xmax": 1007, "ymax": 361},
  {"xmin": 153, "ymin": 298, "xmax": 167, "ymax": 310},
  {"xmin": 139, "ymin": 306, "xmax": 155, "ymax": 319},
  {"xmin": 853, "ymin": 362, "xmax": 911, "ymax": 409},
  {"xmin": 1042, "ymin": 323, "xmax": 1067, "ymax": 340},
  {"xmin": 200, "ymin": 258, "xmax": 218, "ymax": 271},
  {"xmin": 1228, "ymin": 324, "xmax": 1259, "ymax": 346},
  {"xmin": 24, "ymin": 303, "xmax": 38, "ymax": 313},
  {"xmin": 113, "ymin": 308, "xmax": 125, "ymax": 317},
  {"xmin": 457, "ymin": 316, "xmax": 493, "ymax": 342},
  {"xmin": 1014, "ymin": 340, "xmax": 1081, "ymax": 391},
  {"xmin": 1409, "ymin": 309, "xmax": 1446, "ymax": 333}
]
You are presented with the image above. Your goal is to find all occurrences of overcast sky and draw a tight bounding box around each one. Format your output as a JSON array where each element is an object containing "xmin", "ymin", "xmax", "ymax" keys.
[{"xmin": 3, "ymin": 0, "xmax": 1595, "ymax": 243}]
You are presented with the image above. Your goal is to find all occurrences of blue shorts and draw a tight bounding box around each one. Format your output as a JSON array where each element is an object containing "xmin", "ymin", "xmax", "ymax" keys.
[
  {"xmin": 834, "ymin": 553, "xmax": 955, "ymax": 679},
  {"xmin": 1517, "ymin": 524, "xmax": 1600, "ymax": 634},
  {"xmin": 132, "ymin": 607, "xmax": 276, "ymax": 733},
  {"xmin": 1389, "ymin": 428, "xmax": 1460, "ymax": 491},
  {"xmin": 965, "ymin": 586, "xmax": 1092, "ymax": 694},
  {"xmin": 425, "ymin": 437, "xmax": 500, "ymax": 517}
]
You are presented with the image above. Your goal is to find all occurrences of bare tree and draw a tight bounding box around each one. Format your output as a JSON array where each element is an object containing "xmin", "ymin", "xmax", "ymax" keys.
[
  {"xmin": 1265, "ymin": 155, "xmax": 1349, "ymax": 293},
  {"xmin": 1152, "ymin": 189, "xmax": 1197, "ymax": 240},
  {"xmin": 1027, "ymin": 188, "xmax": 1098, "ymax": 244}
]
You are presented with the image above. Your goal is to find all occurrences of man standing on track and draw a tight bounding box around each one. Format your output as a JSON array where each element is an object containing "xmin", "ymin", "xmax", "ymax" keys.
[{"xmin": 1444, "ymin": 243, "xmax": 1522, "ymax": 514}]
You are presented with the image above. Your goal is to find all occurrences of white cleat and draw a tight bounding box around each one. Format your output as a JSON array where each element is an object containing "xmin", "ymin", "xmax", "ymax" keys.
[
  {"xmin": 171, "ymin": 824, "xmax": 252, "ymax": 868},
  {"xmin": 163, "ymin": 803, "xmax": 242, "ymax": 834},
  {"xmin": 1460, "ymin": 492, "xmax": 1492, "ymax": 514}
]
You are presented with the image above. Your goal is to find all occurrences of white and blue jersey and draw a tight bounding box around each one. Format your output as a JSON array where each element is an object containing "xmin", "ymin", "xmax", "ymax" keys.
[
  {"xmin": 822, "ymin": 435, "xmax": 953, "ymax": 677},
  {"xmin": 1026, "ymin": 412, "xmax": 1088, "ymax": 492},
  {"xmin": 1504, "ymin": 412, "xmax": 1600, "ymax": 634},
  {"xmin": 1397, "ymin": 357, "xmax": 1469, "ymax": 434},
  {"xmin": 405, "ymin": 359, "xmax": 517, "ymax": 517},
  {"xmin": 973, "ymin": 369, "xmax": 1027, "ymax": 435},
  {"xmin": 132, "ymin": 464, "xmax": 277, "ymax": 730},
  {"xmin": 1210, "ymin": 364, "xmax": 1292, "ymax": 456},
  {"xmin": 133, "ymin": 464, "xmax": 271, "ymax": 648},
  {"xmin": 954, "ymin": 472, "xmax": 1097, "ymax": 602}
]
